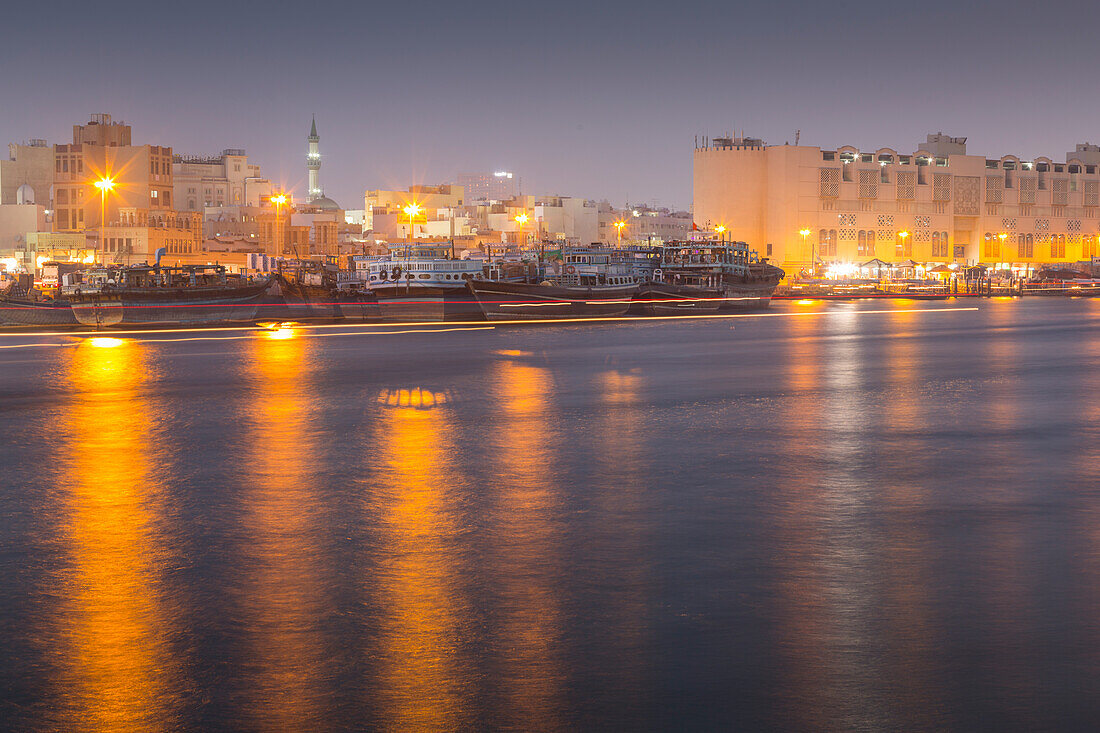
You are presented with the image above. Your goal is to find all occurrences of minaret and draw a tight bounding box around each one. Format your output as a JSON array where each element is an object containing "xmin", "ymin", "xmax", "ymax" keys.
[{"xmin": 307, "ymin": 115, "xmax": 321, "ymax": 201}]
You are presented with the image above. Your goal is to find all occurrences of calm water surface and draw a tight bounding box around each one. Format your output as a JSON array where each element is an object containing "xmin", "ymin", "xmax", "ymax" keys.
[{"xmin": 2, "ymin": 298, "xmax": 1100, "ymax": 731}]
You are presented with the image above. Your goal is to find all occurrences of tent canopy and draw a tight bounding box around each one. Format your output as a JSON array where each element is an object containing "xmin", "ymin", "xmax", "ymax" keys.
[{"xmin": 860, "ymin": 258, "xmax": 892, "ymax": 268}]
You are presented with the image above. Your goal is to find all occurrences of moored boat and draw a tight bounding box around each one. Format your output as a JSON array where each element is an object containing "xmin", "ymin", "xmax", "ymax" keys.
[
  {"xmin": 355, "ymin": 243, "xmax": 484, "ymax": 321},
  {"xmin": 65, "ymin": 264, "xmax": 273, "ymax": 327},
  {"xmin": 468, "ymin": 247, "xmax": 639, "ymax": 320},
  {"xmin": 0, "ymin": 276, "xmax": 78, "ymax": 327},
  {"xmin": 656, "ymin": 241, "xmax": 784, "ymax": 311}
]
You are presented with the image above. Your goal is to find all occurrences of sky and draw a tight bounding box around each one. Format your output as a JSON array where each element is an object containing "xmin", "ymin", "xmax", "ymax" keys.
[{"xmin": 3, "ymin": 0, "xmax": 1100, "ymax": 211}]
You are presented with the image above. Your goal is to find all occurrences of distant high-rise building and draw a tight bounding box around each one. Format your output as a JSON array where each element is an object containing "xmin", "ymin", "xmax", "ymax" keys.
[
  {"xmin": 307, "ymin": 115, "xmax": 322, "ymax": 201},
  {"xmin": 457, "ymin": 171, "xmax": 521, "ymax": 202}
]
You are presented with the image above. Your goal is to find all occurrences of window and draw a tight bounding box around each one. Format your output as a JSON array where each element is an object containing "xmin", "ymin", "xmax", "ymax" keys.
[
  {"xmin": 857, "ymin": 230, "xmax": 876, "ymax": 256},
  {"xmin": 898, "ymin": 155, "xmax": 911, "ymax": 165},
  {"xmin": 818, "ymin": 229, "xmax": 837, "ymax": 257},
  {"xmin": 936, "ymin": 157, "xmax": 948, "ymax": 167},
  {"xmin": 895, "ymin": 232, "xmax": 912, "ymax": 257},
  {"xmin": 932, "ymin": 231, "xmax": 948, "ymax": 258},
  {"xmin": 986, "ymin": 160, "xmax": 1000, "ymax": 169},
  {"xmin": 822, "ymin": 151, "xmax": 835, "ymax": 161},
  {"xmin": 1052, "ymin": 234, "xmax": 1066, "ymax": 258},
  {"xmin": 861, "ymin": 153, "xmax": 873, "ymax": 163}
]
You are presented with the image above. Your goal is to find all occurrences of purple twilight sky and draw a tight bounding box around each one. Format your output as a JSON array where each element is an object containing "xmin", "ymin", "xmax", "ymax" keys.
[{"xmin": 3, "ymin": 0, "xmax": 1099, "ymax": 211}]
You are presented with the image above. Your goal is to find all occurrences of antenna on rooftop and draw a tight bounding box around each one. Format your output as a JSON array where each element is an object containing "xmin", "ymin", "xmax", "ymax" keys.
[{"xmin": 795, "ymin": 129, "xmax": 800, "ymax": 146}]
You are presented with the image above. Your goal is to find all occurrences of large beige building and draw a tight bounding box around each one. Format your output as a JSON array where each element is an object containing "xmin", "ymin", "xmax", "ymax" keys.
[
  {"xmin": 694, "ymin": 132, "xmax": 1100, "ymax": 272},
  {"xmin": 53, "ymin": 114, "xmax": 174, "ymax": 234},
  {"xmin": 0, "ymin": 140, "xmax": 54, "ymax": 206},
  {"xmin": 173, "ymin": 149, "xmax": 270, "ymax": 211}
]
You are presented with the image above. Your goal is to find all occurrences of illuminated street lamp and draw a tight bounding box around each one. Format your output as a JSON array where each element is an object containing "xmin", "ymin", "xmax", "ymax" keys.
[
  {"xmin": 898, "ymin": 229, "xmax": 910, "ymax": 253},
  {"xmin": 93, "ymin": 176, "xmax": 116, "ymax": 264},
  {"xmin": 514, "ymin": 212, "xmax": 529, "ymax": 246},
  {"xmin": 715, "ymin": 224, "xmax": 727, "ymax": 243},
  {"xmin": 998, "ymin": 232, "xmax": 1007, "ymax": 266},
  {"xmin": 613, "ymin": 219, "xmax": 626, "ymax": 245},
  {"xmin": 271, "ymin": 193, "xmax": 287, "ymax": 254},
  {"xmin": 403, "ymin": 202, "xmax": 422, "ymax": 243},
  {"xmin": 799, "ymin": 228, "xmax": 812, "ymax": 276}
]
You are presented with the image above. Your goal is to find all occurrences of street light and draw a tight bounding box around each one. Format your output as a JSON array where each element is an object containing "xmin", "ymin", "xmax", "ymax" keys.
[
  {"xmin": 93, "ymin": 177, "xmax": 116, "ymax": 264},
  {"xmin": 403, "ymin": 202, "xmax": 422, "ymax": 243},
  {"xmin": 898, "ymin": 230, "xmax": 910, "ymax": 256},
  {"xmin": 271, "ymin": 193, "xmax": 287, "ymax": 254},
  {"xmin": 514, "ymin": 212, "xmax": 529, "ymax": 246},
  {"xmin": 613, "ymin": 219, "xmax": 626, "ymax": 245},
  {"xmin": 799, "ymin": 228, "xmax": 812, "ymax": 276},
  {"xmin": 715, "ymin": 224, "xmax": 727, "ymax": 243}
]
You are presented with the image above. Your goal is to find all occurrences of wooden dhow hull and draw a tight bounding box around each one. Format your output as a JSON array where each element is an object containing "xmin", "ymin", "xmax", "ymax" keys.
[
  {"xmin": 467, "ymin": 280, "xmax": 638, "ymax": 320},
  {"xmin": 69, "ymin": 279, "xmax": 272, "ymax": 327}
]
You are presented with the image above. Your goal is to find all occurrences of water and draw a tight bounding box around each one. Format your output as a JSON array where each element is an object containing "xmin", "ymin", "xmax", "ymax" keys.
[{"xmin": 1, "ymin": 298, "xmax": 1099, "ymax": 731}]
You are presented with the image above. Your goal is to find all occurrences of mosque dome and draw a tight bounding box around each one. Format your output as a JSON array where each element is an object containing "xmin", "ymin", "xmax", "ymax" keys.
[{"xmin": 310, "ymin": 195, "xmax": 340, "ymax": 211}]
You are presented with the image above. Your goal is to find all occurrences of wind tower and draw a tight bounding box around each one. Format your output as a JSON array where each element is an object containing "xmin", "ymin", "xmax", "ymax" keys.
[{"xmin": 307, "ymin": 115, "xmax": 322, "ymax": 201}]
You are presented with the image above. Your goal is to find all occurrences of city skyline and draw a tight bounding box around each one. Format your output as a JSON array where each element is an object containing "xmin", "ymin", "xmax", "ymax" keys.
[{"xmin": 5, "ymin": 0, "xmax": 1100, "ymax": 209}]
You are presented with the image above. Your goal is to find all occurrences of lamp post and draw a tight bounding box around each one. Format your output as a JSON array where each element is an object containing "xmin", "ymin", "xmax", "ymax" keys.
[
  {"xmin": 613, "ymin": 219, "xmax": 626, "ymax": 245},
  {"xmin": 898, "ymin": 230, "xmax": 910, "ymax": 256},
  {"xmin": 998, "ymin": 232, "xmax": 1007, "ymax": 269},
  {"xmin": 799, "ymin": 228, "xmax": 812, "ymax": 277},
  {"xmin": 271, "ymin": 193, "xmax": 287, "ymax": 255},
  {"xmin": 715, "ymin": 224, "xmax": 727, "ymax": 243},
  {"xmin": 514, "ymin": 212, "xmax": 529, "ymax": 246},
  {"xmin": 93, "ymin": 177, "xmax": 115, "ymax": 264},
  {"xmin": 403, "ymin": 202, "xmax": 422, "ymax": 244}
]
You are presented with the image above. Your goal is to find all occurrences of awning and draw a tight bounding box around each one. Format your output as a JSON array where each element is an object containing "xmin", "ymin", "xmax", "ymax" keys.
[
  {"xmin": 893, "ymin": 259, "xmax": 921, "ymax": 269},
  {"xmin": 860, "ymin": 258, "xmax": 892, "ymax": 268},
  {"xmin": 927, "ymin": 264, "xmax": 953, "ymax": 273}
]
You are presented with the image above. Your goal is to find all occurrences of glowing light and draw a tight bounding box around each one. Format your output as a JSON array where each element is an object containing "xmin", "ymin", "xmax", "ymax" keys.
[
  {"xmin": 899, "ymin": 231, "xmax": 909, "ymax": 239},
  {"xmin": 1, "ymin": 257, "xmax": 20, "ymax": 272},
  {"xmin": 82, "ymin": 253, "xmax": 96, "ymax": 264},
  {"xmin": 715, "ymin": 225, "xmax": 727, "ymax": 234},
  {"xmin": 86, "ymin": 337, "xmax": 124, "ymax": 348},
  {"xmin": 263, "ymin": 326, "xmax": 296, "ymax": 340},
  {"xmin": 824, "ymin": 262, "xmax": 861, "ymax": 279},
  {"xmin": 514, "ymin": 213, "xmax": 529, "ymax": 226},
  {"xmin": 614, "ymin": 221, "xmax": 626, "ymax": 231},
  {"xmin": 271, "ymin": 194, "xmax": 287, "ymax": 206},
  {"xmin": 93, "ymin": 177, "xmax": 116, "ymax": 192},
  {"xmin": 799, "ymin": 228, "xmax": 811, "ymax": 237},
  {"xmin": 402, "ymin": 203, "xmax": 423, "ymax": 218}
]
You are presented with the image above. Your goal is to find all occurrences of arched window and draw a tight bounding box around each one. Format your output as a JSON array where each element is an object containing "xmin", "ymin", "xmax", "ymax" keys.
[
  {"xmin": 858, "ymin": 230, "xmax": 866, "ymax": 256},
  {"xmin": 867, "ymin": 230, "xmax": 875, "ymax": 255}
]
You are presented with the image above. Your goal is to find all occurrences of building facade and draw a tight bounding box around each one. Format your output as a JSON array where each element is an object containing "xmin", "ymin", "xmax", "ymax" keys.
[
  {"xmin": 173, "ymin": 149, "xmax": 269, "ymax": 211},
  {"xmin": 456, "ymin": 171, "xmax": 521, "ymax": 202},
  {"xmin": 693, "ymin": 132, "xmax": 1100, "ymax": 272},
  {"xmin": 1, "ymin": 140, "xmax": 54, "ymax": 206},
  {"xmin": 52, "ymin": 114, "xmax": 174, "ymax": 234}
]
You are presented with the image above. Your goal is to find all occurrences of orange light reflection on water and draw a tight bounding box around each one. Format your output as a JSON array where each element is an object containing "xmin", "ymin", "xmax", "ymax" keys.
[
  {"xmin": 490, "ymin": 358, "xmax": 565, "ymax": 729},
  {"xmin": 241, "ymin": 329, "xmax": 334, "ymax": 729},
  {"xmin": 54, "ymin": 338, "xmax": 182, "ymax": 731},
  {"xmin": 372, "ymin": 394, "xmax": 473, "ymax": 731}
]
